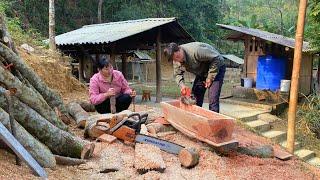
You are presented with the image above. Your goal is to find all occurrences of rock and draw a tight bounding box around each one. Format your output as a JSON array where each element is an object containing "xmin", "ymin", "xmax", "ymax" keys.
[{"xmin": 20, "ymin": 43, "xmax": 34, "ymax": 53}]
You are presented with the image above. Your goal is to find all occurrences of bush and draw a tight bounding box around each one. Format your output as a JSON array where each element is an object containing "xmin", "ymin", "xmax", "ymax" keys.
[{"xmin": 298, "ymin": 93, "xmax": 320, "ymax": 138}]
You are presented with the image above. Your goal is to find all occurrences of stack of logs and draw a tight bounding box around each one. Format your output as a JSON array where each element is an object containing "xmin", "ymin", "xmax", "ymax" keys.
[{"xmin": 0, "ymin": 15, "xmax": 94, "ymax": 168}]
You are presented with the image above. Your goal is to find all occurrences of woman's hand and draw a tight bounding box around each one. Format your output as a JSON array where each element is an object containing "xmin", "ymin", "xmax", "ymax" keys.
[
  {"xmin": 130, "ymin": 89, "xmax": 136, "ymax": 97},
  {"xmin": 104, "ymin": 88, "xmax": 115, "ymax": 98}
]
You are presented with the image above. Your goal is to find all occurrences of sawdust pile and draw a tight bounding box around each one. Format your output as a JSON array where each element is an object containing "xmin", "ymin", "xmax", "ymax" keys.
[{"xmin": 18, "ymin": 47, "xmax": 87, "ymax": 96}]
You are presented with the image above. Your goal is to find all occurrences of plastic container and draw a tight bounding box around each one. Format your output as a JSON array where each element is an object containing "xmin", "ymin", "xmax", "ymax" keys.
[
  {"xmin": 256, "ymin": 55, "xmax": 286, "ymax": 91},
  {"xmin": 280, "ymin": 80, "xmax": 291, "ymax": 92},
  {"xmin": 243, "ymin": 78, "xmax": 253, "ymax": 88}
]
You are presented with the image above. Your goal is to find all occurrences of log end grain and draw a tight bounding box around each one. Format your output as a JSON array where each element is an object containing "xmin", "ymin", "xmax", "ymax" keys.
[{"xmin": 178, "ymin": 147, "xmax": 199, "ymax": 168}]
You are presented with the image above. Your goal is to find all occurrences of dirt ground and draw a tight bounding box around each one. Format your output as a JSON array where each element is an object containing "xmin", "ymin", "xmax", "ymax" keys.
[{"xmin": 1, "ymin": 47, "xmax": 320, "ymax": 179}]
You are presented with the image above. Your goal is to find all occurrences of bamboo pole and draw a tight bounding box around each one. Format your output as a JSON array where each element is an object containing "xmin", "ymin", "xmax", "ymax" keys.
[
  {"xmin": 156, "ymin": 28, "xmax": 162, "ymax": 103},
  {"xmin": 287, "ymin": 0, "xmax": 308, "ymax": 154}
]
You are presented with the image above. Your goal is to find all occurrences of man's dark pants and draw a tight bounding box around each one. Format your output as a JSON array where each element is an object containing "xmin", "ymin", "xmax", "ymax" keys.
[
  {"xmin": 192, "ymin": 65, "xmax": 226, "ymax": 113},
  {"xmin": 95, "ymin": 94, "xmax": 132, "ymax": 114}
]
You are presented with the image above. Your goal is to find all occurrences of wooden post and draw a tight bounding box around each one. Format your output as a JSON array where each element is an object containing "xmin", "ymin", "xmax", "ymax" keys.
[
  {"xmin": 156, "ymin": 28, "xmax": 162, "ymax": 103},
  {"xmin": 121, "ymin": 54, "xmax": 127, "ymax": 79},
  {"xmin": 78, "ymin": 54, "xmax": 84, "ymax": 82},
  {"xmin": 287, "ymin": 0, "xmax": 308, "ymax": 154}
]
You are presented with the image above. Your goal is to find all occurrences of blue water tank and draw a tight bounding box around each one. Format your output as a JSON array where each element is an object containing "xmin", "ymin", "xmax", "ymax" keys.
[{"xmin": 256, "ymin": 55, "xmax": 286, "ymax": 91}]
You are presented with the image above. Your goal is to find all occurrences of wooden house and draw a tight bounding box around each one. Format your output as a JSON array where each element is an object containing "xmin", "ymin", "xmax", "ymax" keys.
[{"xmin": 217, "ymin": 24, "xmax": 318, "ymax": 95}]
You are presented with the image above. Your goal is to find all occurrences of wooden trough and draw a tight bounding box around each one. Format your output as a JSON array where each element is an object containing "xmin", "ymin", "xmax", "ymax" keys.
[{"xmin": 160, "ymin": 100, "xmax": 238, "ymax": 152}]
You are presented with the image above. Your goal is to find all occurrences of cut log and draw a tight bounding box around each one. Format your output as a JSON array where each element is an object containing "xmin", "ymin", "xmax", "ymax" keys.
[
  {"xmin": 0, "ymin": 107, "xmax": 56, "ymax": 168},
  {"xmin": 237, "ymin": 145, "xmax": 274, "ymax": 158},
  {"xmin": 178, "ymin": 147, "xmax": 199, "ymax": 168},
  {"xmin": 146, "ymin": 123, "xmax": 175, "ymax": 134},
  {"xmin": 54, "ymin": 155, "xmax": 86, "ymax": 166},
  {"xmin": 0, "ymin": 42, "xmax": 68, "ymax": 116},
  {"xmin": 96, "ymin": 134, "xmax": 117, "ymax": 144},
  {"xmin": 0, "ymin": 95, "xmax": 94, "ymax": 159},
  {"xmin": 0, "ymin": 15, "xmax": 18, "ymax": 54},
  {"xmin": 134, "ymin": 143, "xmax": 166, "ymax": 174},
  {"xmin": 74, "ymin": 100, "xmax": 96, "ymax": 112},
  {"xmin": 67, "ymin": 102, "xmax": 89, "ymax": 128},
  {"xmin": 0, "ymin": 65, "xmax": 67, "ymax": 130},
  {"xmin": 0, "ymin": 122, "xmax": 47, "ymax": 178}
]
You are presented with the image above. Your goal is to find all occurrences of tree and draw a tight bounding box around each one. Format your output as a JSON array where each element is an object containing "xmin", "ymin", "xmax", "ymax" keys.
[
  {"xmin": 98, "ymin": 0, "xmax": 103, "ymax": 23},
  {"xmin": 48, "ymin": 0, "xmax": 56, "ymax": 50}
]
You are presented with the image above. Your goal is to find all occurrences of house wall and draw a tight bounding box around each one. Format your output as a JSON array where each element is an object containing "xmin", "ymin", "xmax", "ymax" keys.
[{"xmin": 243, "ymin": 35, "xmax": 313, "ymax": 95}]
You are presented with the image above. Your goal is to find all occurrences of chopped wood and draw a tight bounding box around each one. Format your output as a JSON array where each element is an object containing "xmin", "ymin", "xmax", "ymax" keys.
[
  {"xmin": 178, "ymin": 147, "xmax": 199, "ymax": 168},
  {"xmin": 157, "ymin": 131, "xmax": 176, "ymax": 138},
  {"xmin": 139, "ymin": 124, "xmax": 149, "ymax": 135},
  {"xmin": 99, "ymin": 148, "xmax": 122, "ymax": 173},
  {"xmin": 54, "ymin": 155, "xmax": 86, "ymax": 166},
  {"xmin": 0, "ymin": 107, "xmax": 56, "ymax": 168},
  {"xmin": 0, "ymin": 65, "xmax": 68, "ymax": 130},
  {"xmin": 0, "ymin": 41, "xmax": 69, "ymax": 116},
  {"xmin": 67, "ymin": 102, "xmax": 89, "ymax": 128},
  {"xmin": 110, "ymin": 95, "xmax": 116, "ymax": 114},
  {"xmin": 134, "ymin": 143, "xmax": 166, "ymax": 174},
  {"xmin": 146, "ymin": 123, "xmax": 175, "ymax": 134},
  {"xmin": 96, "ymin": 134, "xmax": 117, "ymax": 144},
  {"xmin": 0, "ymin": 95, "xmax": 93, "ymax": 159}
]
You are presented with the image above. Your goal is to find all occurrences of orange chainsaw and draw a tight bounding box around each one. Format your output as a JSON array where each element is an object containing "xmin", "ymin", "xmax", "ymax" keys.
[{"xmin": 180, "ymin": 87, "xmax": 196, "ymax": 105}]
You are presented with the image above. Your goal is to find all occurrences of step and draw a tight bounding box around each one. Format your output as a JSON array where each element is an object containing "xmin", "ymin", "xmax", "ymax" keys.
[
  {"xmin": 307, "ymin": 157, "xmax": 320, "ymax": 168},
  {"xmin": 261, "ymin": 130, "xmax": 287, "ymax": 142},
  {"xmin": 294, "ymin": 149, "xmax": 316, "ymax": 161},
  {"xmin": 245, "ymin": 120, "xmax": 271, "ymax": 132},
  {"xmin": 279, "ymin": 141, "xmax": 302, "ymax": 150}
]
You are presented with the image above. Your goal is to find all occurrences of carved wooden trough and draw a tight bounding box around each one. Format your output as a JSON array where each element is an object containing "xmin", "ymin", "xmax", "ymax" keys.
[{"xmin": 160, "ymin": 100, "xmax": 238, "ymax": 152}]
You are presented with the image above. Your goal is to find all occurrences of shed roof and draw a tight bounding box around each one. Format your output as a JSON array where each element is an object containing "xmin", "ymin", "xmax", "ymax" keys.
[
  {"xmin": 217, "ymin": 24, "xmax": 312, "ymax": 52},
  {"xmin": 55, "ymin": 18, "xmax": 193, "ymax": 46},
  {"xmin": 133, "ymin": 51, "xmax": 152, "ymax": 60},
  {"xmin": 222, "ymin": 54, "xmax": 244, "ymax": 64}
]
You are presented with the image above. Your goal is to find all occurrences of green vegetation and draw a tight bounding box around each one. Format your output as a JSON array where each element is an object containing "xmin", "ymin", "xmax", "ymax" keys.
[
  {"xmin": 306, "ymin": 0, "xmax": 320, "ymax": 51},
  {"xmin": 298, "ymin": 94, "xmax": 320, "ymax": 138}
]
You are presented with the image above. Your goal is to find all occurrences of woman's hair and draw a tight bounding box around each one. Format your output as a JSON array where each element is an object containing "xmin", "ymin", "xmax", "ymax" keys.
[{"xmin": 97, "ymin": 57, "xmax": 111, "ymax": 70}]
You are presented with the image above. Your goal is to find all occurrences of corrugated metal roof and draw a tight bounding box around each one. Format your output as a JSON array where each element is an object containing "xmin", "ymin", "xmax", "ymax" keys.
[
  {"xmin": 222, "ymin": 54, "xmax": 244, "ymax": 64},
  {"xmin": 217, "ymin": 24, "xmax": 312, "ymax": 52},
  {"xmin": 133, "ymin": 51, "xmax": 152, "ymax": 60},
  {"xmin": 56, "ymin": 18, "xmax": 179, "ymax": 46}
]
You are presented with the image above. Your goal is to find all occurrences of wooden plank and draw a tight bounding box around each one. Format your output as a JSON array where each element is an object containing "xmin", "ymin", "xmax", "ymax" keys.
[{"xmin": 0, "ymin": 122, "xmax": 47, "ymax": 178}]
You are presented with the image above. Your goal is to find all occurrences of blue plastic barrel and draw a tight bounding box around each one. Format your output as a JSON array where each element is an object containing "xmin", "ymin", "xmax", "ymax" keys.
[{"xmin": 256, "ymin": 55, "xmax": 286, "ymax": 91}]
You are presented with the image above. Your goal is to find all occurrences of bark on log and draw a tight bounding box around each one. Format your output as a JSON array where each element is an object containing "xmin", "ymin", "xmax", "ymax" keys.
[
  {"xmin": 0, "ymin": 16, "xmax": 18, "ymax": 54},
  {"xmin": 54, "ymin": 155, "xmax": 86, "ymax": 166},
  {"xmin": 178, "ymin": 147, "xmax": 199, "ymax": 168},
  {"xmin": 73, "ymin": 100, "xmax": 96, "ymax": 112},
  {"xmin": 0, "ymin": 107, "xmax": 56, "ymax": 167},
  {"xmin": 0, "ymin": 95, "xmax": 94, "ymax": 159},
  {"xmin": 0, "ymin": 65, "xmax": 67, "ymax": 130},
  {"xmin": 0, "ymin": 42, "xmax": 68, "ymax": 115},
  {"xmin": 67, "ymin": 102, "xmax": 89, "ymax": 128}
]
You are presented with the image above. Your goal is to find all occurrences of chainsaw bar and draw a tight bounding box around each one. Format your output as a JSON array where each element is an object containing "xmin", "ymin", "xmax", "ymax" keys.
[{"xmin": 135, "ymin": 134, "xmax": 184, "ymax": 155}]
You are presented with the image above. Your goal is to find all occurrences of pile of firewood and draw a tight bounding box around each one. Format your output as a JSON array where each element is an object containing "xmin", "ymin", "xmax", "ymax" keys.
[{"xmin": 0, "ymin": 15, "xmax": 94, "ymax": 168}]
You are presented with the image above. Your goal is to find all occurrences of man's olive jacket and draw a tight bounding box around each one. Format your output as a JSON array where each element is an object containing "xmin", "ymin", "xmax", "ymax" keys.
[{"xmin": 173, "ymin": 42, "xmax": 224, "ymax": 86}]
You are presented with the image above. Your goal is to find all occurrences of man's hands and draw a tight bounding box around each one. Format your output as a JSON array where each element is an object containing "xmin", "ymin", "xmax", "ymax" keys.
[
  {"xmin": 204, "ymin": 79, "xmax": 212, "ymax": 88},
  {"xmin": 180, "ymin": 84, "xmax": 191, "ymax": 96},
  {"xmin": 104, "ymin": 88, "xmax": 116, "ymax": 98}
]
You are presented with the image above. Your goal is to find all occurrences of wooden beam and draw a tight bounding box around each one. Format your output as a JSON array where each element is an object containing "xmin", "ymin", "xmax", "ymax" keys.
[
  {"xmin": 0, "ymin": 122, "xmax": 47, "ymax": 178},
  {"xmin": 121, "ymin": 54, "xmax": 127, "ymax": 79},
  {"xmin": 287, "ymin": 0, "xmax": 308, "ymax": 154},
  {"xmin": 156, "ymin": 28, "xmax": 162, "ymax": 103}
]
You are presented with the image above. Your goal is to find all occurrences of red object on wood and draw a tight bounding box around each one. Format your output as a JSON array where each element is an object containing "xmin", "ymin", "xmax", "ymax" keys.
[{"xmin": 160, "ymin": 100, "xmax": 238, "ymax": 148}]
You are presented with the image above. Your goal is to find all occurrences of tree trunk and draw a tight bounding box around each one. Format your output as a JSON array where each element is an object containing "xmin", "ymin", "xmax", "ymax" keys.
[
  {"xmin": 67, "ymin": 102, "xmax": 89, "ymax": 128},
  {"xmin": 0, "ymin": 15, "xmax": 18, "ymax": 54},
  {"xmin": 54, "ymin": 155, "xmax": 86, "ymax": 165},
  {"xmin": 73, "ymin": 100, "xmax": 96, "ymax": 112},
  {"xmin": 49, "ymin": 0, "xmax": 56, "ymax": 50},
  {"xmin": 97, "ymin": 0, "xmax": 103, "ymax": 23},
  {"xmin": 0, "ymin": 42, "xmax": 69, "ymax": 118},
  {"xmin": 0, "ymin": 107, "xmax": 56, "ymax": 168},
  {"xmin": 0, "ymin": 65, "xmax": 67, "ymax": 130},
  {"xmin": 0, "ymin": 95, "xmax": 94, "ymax": 159}
]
